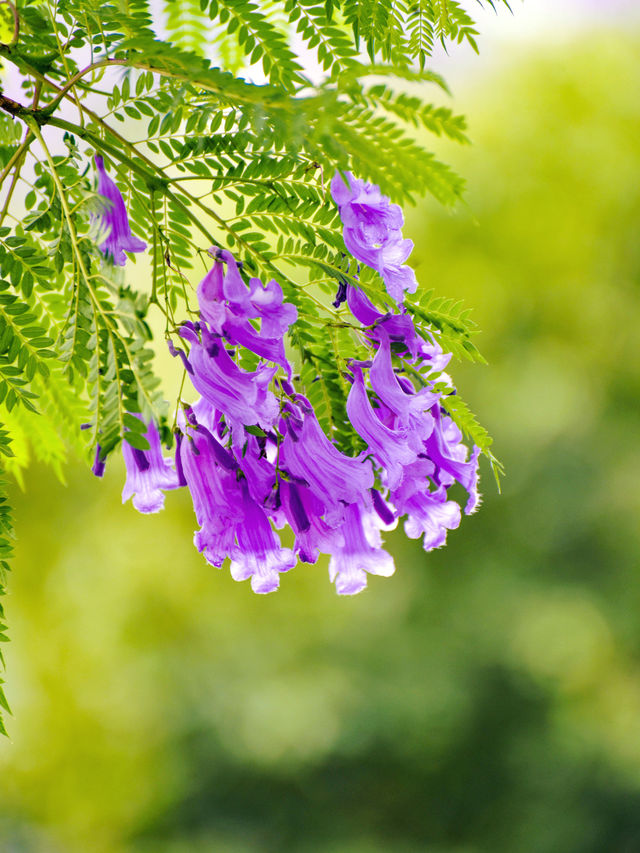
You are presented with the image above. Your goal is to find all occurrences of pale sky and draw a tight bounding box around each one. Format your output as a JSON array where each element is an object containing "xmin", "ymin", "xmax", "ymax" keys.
[{"xmin": 428, "ymin": 0, "xmax": 640, "ymax": 85}]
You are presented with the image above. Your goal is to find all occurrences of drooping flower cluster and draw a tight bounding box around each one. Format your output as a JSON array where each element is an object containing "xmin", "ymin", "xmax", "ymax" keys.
[
  {"xmin": 164, "ymin": 251, "xmax": 401, "ymax": 595},
  {"xmin": 94, "ymin": 162, "xmax": 481, "ymax": 595}
]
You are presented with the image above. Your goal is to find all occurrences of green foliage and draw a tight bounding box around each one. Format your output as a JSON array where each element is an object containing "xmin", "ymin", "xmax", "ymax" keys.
[
  {"xmin": 0, "ymin": 434, "xmax": 13, "ymax": 735},
  {"xmin": 0, "ymin": 0, "xmax": 507, "ymax": 734},
  {"xmin": 2, "ymin": 34, "xmax": 639, "ymax": 852}
]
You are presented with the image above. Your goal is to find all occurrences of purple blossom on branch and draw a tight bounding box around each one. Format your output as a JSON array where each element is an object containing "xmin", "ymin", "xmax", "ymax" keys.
[
  {"xmin": 279, "ymin": 395, "xmax": 374, "ymax": 523},
  {"xmin": 121, "ymin": 419, "xmax": 180, "ymax": 514},
  {"xmin": 331, "ymin": 171, "xmax": 417, "ymax": 304},
  {"xmin": 93, "ymin": 155, "xmax": 146, "ymax": 266},
  {"xmin": 229, "ymin": 482, "xmax": 296, "ymax": 594},
  {"xmin": 100, "ymin": 192, "xmax": 485, "ymax": 596},
  {"xmin": 328, "ymin": 503, "xmax": 395, "ymax": 595}
]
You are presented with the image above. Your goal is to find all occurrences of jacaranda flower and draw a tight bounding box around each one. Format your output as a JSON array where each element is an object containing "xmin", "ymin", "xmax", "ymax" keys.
[
  {"xmin": 94, "ymin": 155, "xmax": 146, "ymax": 266},
  {"xmin": 248, "ymin": 277, "xmax": 298, "ymax": 337},
  {"xmin": 180, "ymin": 324, "xmax": 279, "ymax": 429},
  {"xmin": 229, "ymin": 481, "xmax": 296, "ymax": 594},
  {"xmin": 369, "ymin": 328, "xmax": 438, "ymax": 431},
  {"xmin": 197, "ymin": 251, "xmax": 298, "ymax": 337},
  {"xmin": 279, "ymin": 396, "xmax": 374, "ymax": 523},
  {"xmin": 346, "ymin": 363, "xmax": 416, "ymax": 489},
  {"xmin": 91, "ymin": 445, "xmax": 105, "ymax": 478},
  {"xmin": 331, "ymin": 172, "xmax": 417, "ymax": 304},
  {"xmin": 279, "ymin": 480, "xmax": 335, "ymax": 565},
  {"xmin": 105, "ymin": 203, "xmax": 485, "ymax": 597},
  {"xmin": 178, "ymin": 417, "xmax": 243, "ymax": 568},
  {"xmin": 328, "ymin": 503, "xmax": 395, "ymax": 595},
  {"xmin": 424, "ymin": 405, "xmax": 481, "ymax": 515},
  {"xmin": 402, "ymin": 485, "xmax": 462, "ymax": 551},
  {"xmin": 121, "ymin": 419, "xmax": 180, "ymax": 513}
]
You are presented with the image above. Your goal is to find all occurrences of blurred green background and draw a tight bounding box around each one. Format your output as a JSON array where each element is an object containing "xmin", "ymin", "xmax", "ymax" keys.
[{"xmin": 1, "ymin": 24, "xmax": 640, "ymax": 853}]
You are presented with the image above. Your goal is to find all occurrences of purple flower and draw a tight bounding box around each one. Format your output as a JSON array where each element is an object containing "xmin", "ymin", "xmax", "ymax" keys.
[
  {"xmin": 197, "ymin": 254, "xmax": 297, "ymax": 338},
  {"xmin": 346, "ymin": 363, "xmax": 416, "ymax": 489},
  {"xmin": 91, "ymin": 445, "xmax": 105, "ymax": 478},
  {"xmin": 229, "ymin": 482, "xmax": 296, "ymax": 594},
  {"xmin": 346, "ymin": 284, "xmax": 383, "ymax": 326},
  {"xmin": 331, "ymin": 172, "xmax": 417, "ymax": 304},
  {"xmin": 238, "ymin": 434, "xmax": 278, "ymax": 506},
  {"xmin": 196, "ymin": 262, "xmax": 227, "ymax": 332},
  {"xmin": 248, "ymin": 277, "xmax": 298, "ymax": 337},
  {"xmin": 347, "ymin": 285, "xmax": 451, "ymax": 374},
  {"xmin": 193, "ymin": 253, "xmax": 296, "ymax": 379},
  {"xmin": 280, "ymin": 480, "xmax": 335, "ymax": 564},
  {"xmin": 94, "ymin": 155, "xmax": 146, "ymax": 265},
  {"xmin": 279, "ymin": 396, "xmax": 374, "ymax": 523},
  {"xmin": 181, "ymin": 325, "xmax": 279, "ymax": 429},
  {"xmin": 121, "ymin": 419, "xmax": 180, "ymax": 513},
  {"xmin": 332, "ymin": 279, "xmax": 348, "ymax": 308},
  {"xmin": 369, "ymin": 328, "xmax": 438, "ymax": 431},
  {"xmin": 402, "ymin": 486, "xmax": 462, "ymax": 551},
  {"xmin": 424, "ymin": 405, "xmax": 481, "ymax": 514},
  {"xmin": 198, "ymin": 250, "xmax": 254, "ymax": 321},
  {"xmin": 328, "ymin": 503, "xmax": 395, "ymax": 595},
  {"xmin": 222, "ymin": 315, "xmax": 293, "ymax": 379},
  {"xmin": 179, "ymin": 420, "xmax": 243, "ymax": 567}
]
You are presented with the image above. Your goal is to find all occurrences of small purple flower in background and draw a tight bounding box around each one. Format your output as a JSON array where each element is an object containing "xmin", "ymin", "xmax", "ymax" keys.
[
  {"xmin": 331, "ymin": 172, "xmax": 418, "ymax": 304},
  {"xmin": 121, "ymin": 419, "xmax": 180, "ymax": 513},
  {"xmin": 93, "ymin": 155, "xmax": 146, "ymax": 266}
]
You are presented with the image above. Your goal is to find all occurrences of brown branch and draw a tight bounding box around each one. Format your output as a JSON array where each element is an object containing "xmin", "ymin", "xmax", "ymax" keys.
[{"xmin": 40, "ymin": 58, "xmax": 128, "ymax": 116}]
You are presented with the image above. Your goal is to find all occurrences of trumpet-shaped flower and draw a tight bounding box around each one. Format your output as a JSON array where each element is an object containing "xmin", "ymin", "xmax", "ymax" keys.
[
  {"xmin": 279, "ymin": 397, "xmax": 374, "ymax": 522},
  {"xmin": 280, "ymin": 480, "xmax": 336, "ymax": 565},
  {"xmin": 331, "ymin": 172, "xmax": 417, "ymax": 304},
  {"xmin": 248, "ymin": 277, "xmax": 298, "ymax": 337},
  {"xmin": 328, "ymin": 503, "xmax": 395, "ymax": 595},
  {"xmin": 181, "ymin": 325, "xmax": 279, "ymax": 429},
  {"xmin": 94, "ymin": 156, "xmax": 146, "ymax": 265},
  {"xmin": 346, "ymin": 363, "xmax": 416, "ymax": 489},
  {"xmin": 179, "ymin": 420, "xmax": 243, "ymax": 567},
  {"xmin": 424, "ymin": 406, "xmax": 481, "ymax": 514},
  {"xmin": 197, "ymin": 253, "xmax": 297, "ymax": 339},
  {"xmin": 369, "ymin": 328, "xmax": 438, "ymax": 430},
  {"xmin": 121, "ymin": 419, "xmax": 180, "ymax": 513},
  {"xmin": 403, "ymin": 486, "xmax": 462, "ymax": 551},
  {"xmin": 230, "ymin": 482, "xmax": 296, "ymax": 594}
]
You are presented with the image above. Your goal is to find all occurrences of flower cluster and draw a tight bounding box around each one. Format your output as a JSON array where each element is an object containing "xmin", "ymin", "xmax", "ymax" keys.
[{"xmin": 93, "ymin": 160, "xmax": 481, "ymax": 595}]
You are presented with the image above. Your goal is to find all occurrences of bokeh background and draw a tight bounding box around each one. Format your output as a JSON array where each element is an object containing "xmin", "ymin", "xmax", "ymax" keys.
[{"xmin": 1, "ymin": 3, "xmax": 640, "ymax": 851}]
